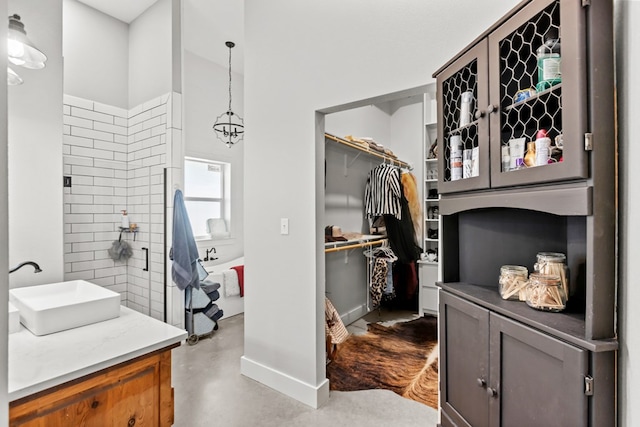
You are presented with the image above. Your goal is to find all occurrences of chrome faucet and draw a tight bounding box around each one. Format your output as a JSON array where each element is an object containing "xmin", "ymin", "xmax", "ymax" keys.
[{"xmin": 9, "ymin": 261, "xmax": 42, "ymax": 274}]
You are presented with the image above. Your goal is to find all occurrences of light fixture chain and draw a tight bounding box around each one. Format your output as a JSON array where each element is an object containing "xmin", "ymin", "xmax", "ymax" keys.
[{"xmin": 228, "ymin": 44, "xmax": 233, "ymax": 112}]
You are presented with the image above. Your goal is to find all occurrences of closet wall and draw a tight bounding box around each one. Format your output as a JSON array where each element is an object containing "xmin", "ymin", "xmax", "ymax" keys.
[{"xmin": 324, "ymin": 94, "xmax": 424, "ymax": 324}]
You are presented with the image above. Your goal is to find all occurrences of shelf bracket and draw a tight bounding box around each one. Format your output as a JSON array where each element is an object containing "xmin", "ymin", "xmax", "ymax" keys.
[
  {"xmin": 584, "ymin": 375, "xmax": 594, "ymax": 396},
  {"xmin": 344, "ymin": 152, "xmax": 362, "ymax": 176},
  {"xmin": 584, "ymin": 132, "xmax": 593, "ymax": 151}
]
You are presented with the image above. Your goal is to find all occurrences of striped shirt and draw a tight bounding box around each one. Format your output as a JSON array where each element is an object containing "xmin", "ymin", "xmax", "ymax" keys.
[{"xmin": 364, "ymin": 164, "xmax": 402, "ymax": 219}]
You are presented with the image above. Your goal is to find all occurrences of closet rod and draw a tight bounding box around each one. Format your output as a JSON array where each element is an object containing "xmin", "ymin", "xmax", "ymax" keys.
[
  {"xmin": 324, "ymin": 133, "xmax": 411, "ymax": 169},
  {"xmin": 324, "ymin": 238, "xmax": 387, "ymax": 254}
]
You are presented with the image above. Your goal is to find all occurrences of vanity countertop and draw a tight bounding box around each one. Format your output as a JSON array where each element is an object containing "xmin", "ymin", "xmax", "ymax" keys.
[{"xmin": 8, "ymin": 306, "xmax": 187, "ymax": 402}]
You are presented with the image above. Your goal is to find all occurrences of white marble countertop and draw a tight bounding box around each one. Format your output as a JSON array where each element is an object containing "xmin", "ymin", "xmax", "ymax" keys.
[{"xmin": 8, "ymin": 306, "xmax": 187, "ymax": 402}]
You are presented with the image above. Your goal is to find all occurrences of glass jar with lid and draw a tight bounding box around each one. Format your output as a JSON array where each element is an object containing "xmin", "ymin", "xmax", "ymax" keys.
[
  {"xmin": 525, "ymin": 273, "xmax": 567, "ymax": 312},
  {"xmin": 499, "ymin": 265, "xmax": 528, "ymax": 301},
  {"xmin": 534, "ymin": 252, "xmax": 569, "ymax": 299}
]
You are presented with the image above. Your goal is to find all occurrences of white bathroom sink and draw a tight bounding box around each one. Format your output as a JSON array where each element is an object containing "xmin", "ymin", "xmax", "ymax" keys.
[{"xmin": 9, "ymin": 280, "xmax": 121, "ymax": 336}]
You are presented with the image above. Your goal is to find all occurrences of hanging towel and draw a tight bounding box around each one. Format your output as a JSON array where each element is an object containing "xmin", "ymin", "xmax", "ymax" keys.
[
  {"xmin": 231, "ymin": 265, "xmax": 245, "ymax": 297},
  {"xmin": 171, "ymin": 189, "xmax": 200, "ymax": 290},
  {"xmin": 223, "ymin": 269, "xmax": 240, "ymax": 297}
]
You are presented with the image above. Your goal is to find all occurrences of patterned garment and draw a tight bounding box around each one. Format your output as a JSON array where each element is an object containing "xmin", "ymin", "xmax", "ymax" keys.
[
  {"xmin": 371, "ymin": 257, "xmax": 388, "ymax": 308},
  {"xmin": 364, "ymin": 164, "xmax": 402, "ymax": 220},
  {"xmin": 325, "ymin": 297, "xmax": 349, "ymax": 345}
]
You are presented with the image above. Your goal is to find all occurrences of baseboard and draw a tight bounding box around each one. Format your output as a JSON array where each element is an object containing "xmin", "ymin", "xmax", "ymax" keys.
[
  {"xmin": 240, "ymin": 355, "xmax": 330, "ymax": 409},
  {"xmin": 339, "ymin": 303, "xmax": 367, "ymax": 326}
]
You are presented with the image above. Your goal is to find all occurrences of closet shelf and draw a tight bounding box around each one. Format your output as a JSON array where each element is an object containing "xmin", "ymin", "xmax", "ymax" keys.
[
  {"xmin": 324, "ymin": 236, "xmax": 386, "ymax": 254},
  {"xmin": 325, "ymin": 133, "xmax": 411, "ymax": 169}
]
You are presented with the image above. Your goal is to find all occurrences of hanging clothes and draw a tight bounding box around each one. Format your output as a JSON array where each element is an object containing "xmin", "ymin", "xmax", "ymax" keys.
[
  {"xmin": 383, "ymin": 192, "xmax": 422, "ymax": 264},
  {"xmin": 401, "ymin": 172, "xmax": 423, "ymax": 244},
  {"xmin": 370, "ymin": 257, "xmax": 388, "ymax": 308},
  {"xmin": 364, "ymin": 164, "xmax": 403, "ymax": 220}
]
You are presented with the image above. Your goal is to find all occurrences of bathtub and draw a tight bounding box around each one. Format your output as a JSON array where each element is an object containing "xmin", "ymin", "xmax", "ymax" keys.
[{"xmin": 205, "ymin": 257, "xmax": 244, "ymax": 319}]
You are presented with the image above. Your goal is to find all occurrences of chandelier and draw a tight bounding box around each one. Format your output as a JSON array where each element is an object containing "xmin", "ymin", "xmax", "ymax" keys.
[{"xmin": 213, "ymin": 41, "xmax": 243, "ymax": 148}]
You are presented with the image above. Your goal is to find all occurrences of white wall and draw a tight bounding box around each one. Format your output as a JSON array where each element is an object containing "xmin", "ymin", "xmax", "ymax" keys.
[
  {"xmin": 325, "ymin": 106, "xmax": 391, "ymax": 145},
  {"xmin": 243, "ymin": 0, "xmax": 519, "ymax": 408},
  {"xmin": 128, "ymin": 0, "xmax": 173, "ymax": 108},
  {"xmin": 615, "ymin": 1, "xmax": 639, "ymax": 425},
  {"xmin": 182, "ymin": 50, "xmax": 244, "ymax": 264},
  {"xmin": 8, "ymin": 0, "xmax": 64, "ymax": 289},
  {"xmin": 0, "ymin": 0, "xmax": 8, "ymax": 421},
  {"xmin": 62, "ymin": 0, "xmax": 129, "ymax": 109}
]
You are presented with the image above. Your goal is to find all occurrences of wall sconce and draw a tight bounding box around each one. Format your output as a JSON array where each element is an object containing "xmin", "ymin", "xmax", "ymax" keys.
[
  {"xmin": 212, "ymin": 41, "xmax": 244, "ymax": 148},
  {"xmin": 7, "ymin": 14, "xmax": 47, "ymax": 85}
]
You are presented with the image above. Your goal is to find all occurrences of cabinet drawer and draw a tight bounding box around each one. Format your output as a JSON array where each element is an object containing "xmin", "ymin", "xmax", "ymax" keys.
[
  {"xmin": 421, "ymin": 286, "xmax": 438, "ymax": 314},
  {"xmin": 10, "ymin": 350, "xmax": 175, "ymax": 427}
]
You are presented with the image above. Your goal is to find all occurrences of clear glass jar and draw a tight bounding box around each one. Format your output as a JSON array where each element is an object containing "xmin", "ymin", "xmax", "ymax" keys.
[
  {"xmin": 499, "ymin": 265, "xmax": 528, "ymax": 301},
  {"xmin": 525, "ymin": 273, "xmax": 567, "ymax": 312},
  {"xmin": 534, "ymin": 252, "xmax": 569, "ymax": 299}
]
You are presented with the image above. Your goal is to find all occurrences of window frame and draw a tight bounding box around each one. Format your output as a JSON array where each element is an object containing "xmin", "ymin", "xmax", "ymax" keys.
[{"xmin": 183, "ymin": 157, "xmax": 231, "ymax": 241}]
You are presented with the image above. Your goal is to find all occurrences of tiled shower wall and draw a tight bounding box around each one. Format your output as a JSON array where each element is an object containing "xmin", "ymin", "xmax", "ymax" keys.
[{"xmin": 63, "ymin": 93, "xmax": 181, "ymax": 322}]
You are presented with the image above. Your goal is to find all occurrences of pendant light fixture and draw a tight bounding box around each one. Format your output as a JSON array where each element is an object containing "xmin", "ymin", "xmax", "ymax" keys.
[
  {"xmin": 213, "ymin": 41, "xmax": 243, "ymax": 148},
  {"xmin": 8, "ymin": 14, "xmax": 47, "ymax": 70},
  {"xmin": 7, "ymin": 66, "xmax": 23, "ymax": 85}
]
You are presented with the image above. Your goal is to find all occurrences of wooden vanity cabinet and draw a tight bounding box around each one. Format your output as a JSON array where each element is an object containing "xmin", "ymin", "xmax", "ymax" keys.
[{"xmin": 9, "ymin": 346, "xmax": 177, "ymax": 427}]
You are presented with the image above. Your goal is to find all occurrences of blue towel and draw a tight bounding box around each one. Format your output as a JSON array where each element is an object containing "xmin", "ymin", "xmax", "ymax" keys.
[{"xmin": 171, "ymin": 189, "xmax": 200, "ymax": 290}]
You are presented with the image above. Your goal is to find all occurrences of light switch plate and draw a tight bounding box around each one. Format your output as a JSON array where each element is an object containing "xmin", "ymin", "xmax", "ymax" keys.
[{"xmin": 280, "ymin": 218, "xmax": 289, "ymax": 235}]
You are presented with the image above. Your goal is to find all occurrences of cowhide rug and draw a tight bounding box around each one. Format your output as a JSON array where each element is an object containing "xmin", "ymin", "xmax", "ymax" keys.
[{"xmin": 327, "ymin": 315, "xmax": 439, "ymax": 409}]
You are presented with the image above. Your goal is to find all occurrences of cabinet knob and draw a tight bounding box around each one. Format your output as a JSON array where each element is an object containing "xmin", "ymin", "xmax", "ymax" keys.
[
  {"xmin": 486, "ymin": 387, "xmax": 498, "ymax": 397},
  {"xmin": 487, "ymin": 104, "xmax": 497, "ymax": 114},
  {"xmin": 474, "ymin": 110, "xmax": 485, "ymax": 120},
  {"xmin": 477, "ymin": 378, "xmax": 486, "ymax": 388}
]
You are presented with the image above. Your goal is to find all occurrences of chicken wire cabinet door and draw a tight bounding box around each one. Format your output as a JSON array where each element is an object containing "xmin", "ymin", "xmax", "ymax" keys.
[
  {"xmin": 437, "ymin": 40, "xmax": 491, "ymax": 195},
  {"xmin": 488, "ymin": 0, "xmax": 588, "ymax": 188}
]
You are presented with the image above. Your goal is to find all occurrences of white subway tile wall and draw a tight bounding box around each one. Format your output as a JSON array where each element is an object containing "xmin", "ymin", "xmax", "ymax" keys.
[{"xmin": 63, "ymin": 93, "xmax": 182, "ymax": 323}]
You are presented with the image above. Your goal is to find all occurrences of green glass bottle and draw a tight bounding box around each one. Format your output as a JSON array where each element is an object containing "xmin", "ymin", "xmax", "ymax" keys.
[{"xmin": 536, "ymin": 28, "xmax": 561, "ymax": 92}]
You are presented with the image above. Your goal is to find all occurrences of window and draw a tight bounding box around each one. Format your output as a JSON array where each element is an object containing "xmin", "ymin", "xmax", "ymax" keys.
[{"xmin": 184, "ymin": 157, "xmax": 231, "ymax": 239}]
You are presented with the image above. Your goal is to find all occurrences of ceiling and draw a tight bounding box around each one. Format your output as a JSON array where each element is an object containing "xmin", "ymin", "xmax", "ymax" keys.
[
  {"xmin": 75, "ymin": 0, "xmax": 245, "ymax": 73},
  {"xmin": 77, "ymin": 0, "xmax": 158, "ymax": 24}
]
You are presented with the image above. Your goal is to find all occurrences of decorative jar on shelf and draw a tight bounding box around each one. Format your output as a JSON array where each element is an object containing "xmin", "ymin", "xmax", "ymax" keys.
[
  {"xmin": 525, "ymin": 273, "xmax": 567, "ymax": 312},
  {"xmin": 499, "ymin": 265, "xmax": 529, "ymax": 301},
  {"xmin": 534, "ymin": 252, "xmax": 569, "ymax": 299}
]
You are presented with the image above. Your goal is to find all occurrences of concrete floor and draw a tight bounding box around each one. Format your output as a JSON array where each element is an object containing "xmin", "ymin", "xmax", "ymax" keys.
[{"xmin": 172, "ymin": 313, "xmax": 439, "ymax": 427}]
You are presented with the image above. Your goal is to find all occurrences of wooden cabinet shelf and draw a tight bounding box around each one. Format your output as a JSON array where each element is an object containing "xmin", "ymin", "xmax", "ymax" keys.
[{"xmin": 324, "ymin": 133, "xmax": 410, "ymax": 169}]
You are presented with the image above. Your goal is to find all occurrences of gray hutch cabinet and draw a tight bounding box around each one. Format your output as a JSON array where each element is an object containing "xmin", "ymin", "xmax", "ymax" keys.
[{"xmin": 433, "ymin": 0, "xmax": 616, "ymax": 425}]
